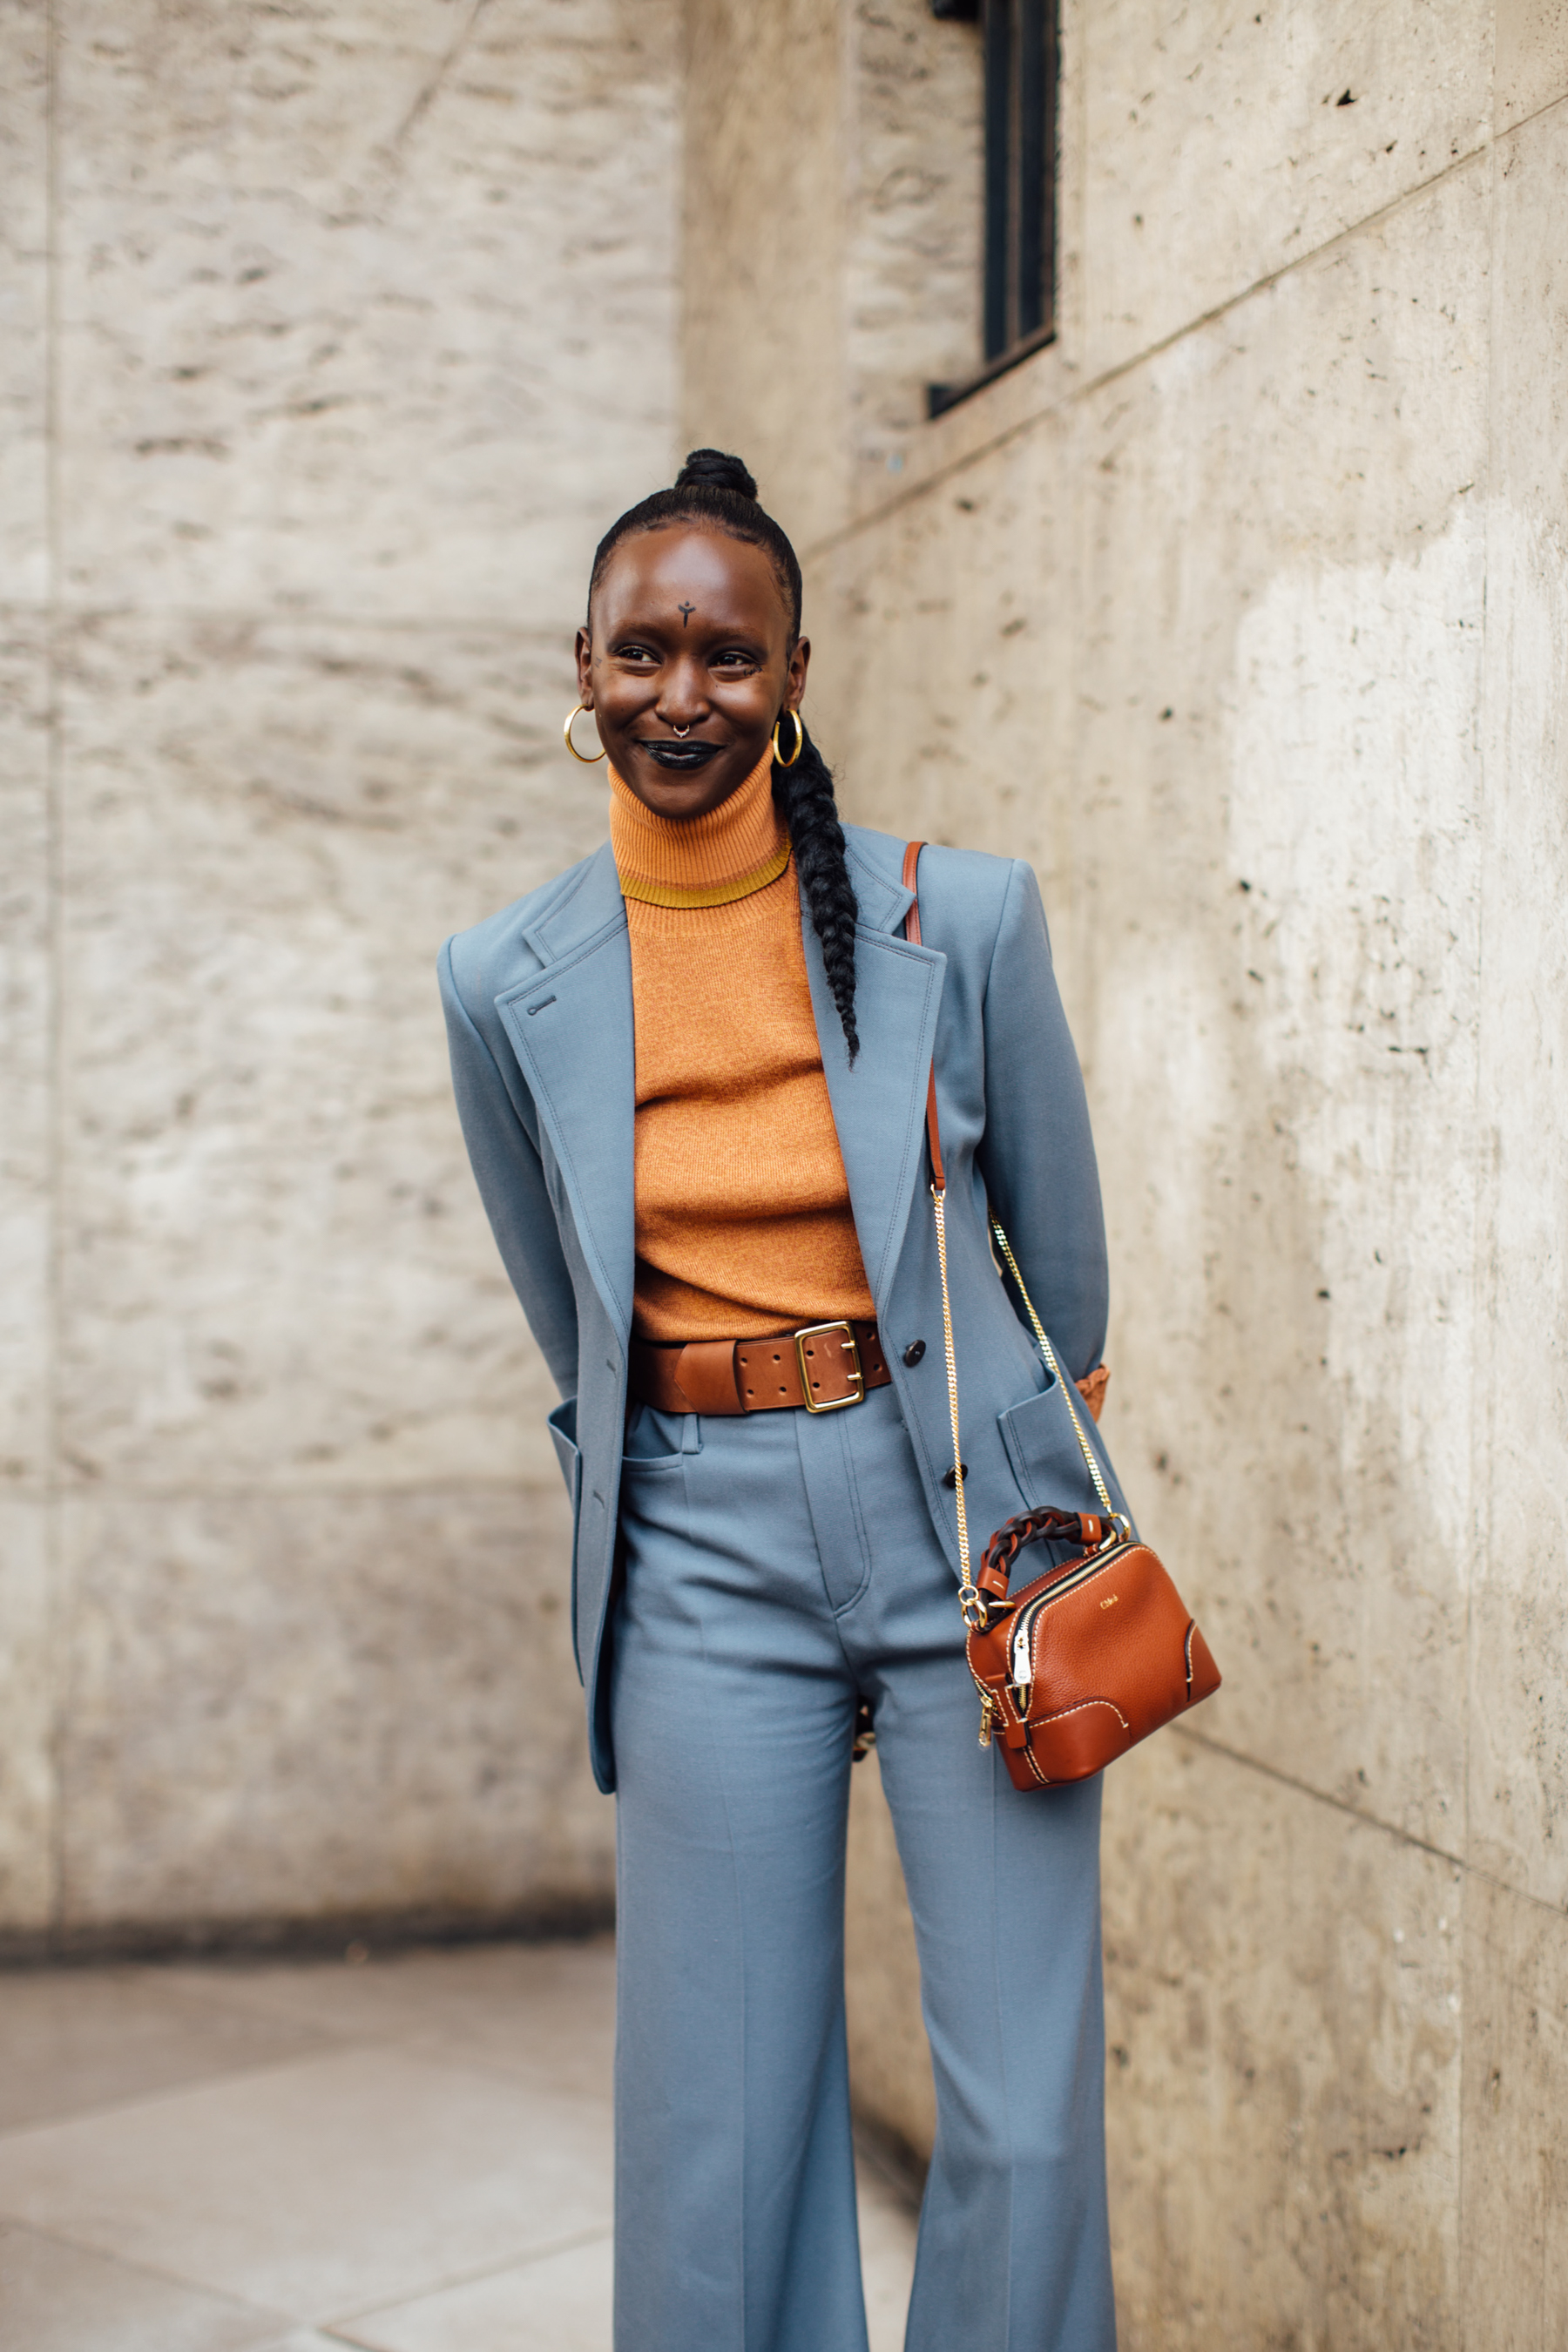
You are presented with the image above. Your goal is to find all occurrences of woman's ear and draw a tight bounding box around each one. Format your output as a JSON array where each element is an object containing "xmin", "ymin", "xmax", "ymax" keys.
[
  {"xmin": 786, "ymin": 633, "xmax": 811, "ymax": 708},
  {"xmin": 575, "ymin": 625, "xmax": 593, "ymax": 703}
]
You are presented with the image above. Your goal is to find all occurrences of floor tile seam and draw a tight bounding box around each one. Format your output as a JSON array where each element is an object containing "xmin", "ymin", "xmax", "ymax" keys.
[
  {"xmin": 383, "ymin": 2028, "xmax": 617, "ymax": 2100},
  {"xmin": 0, "ymin": 2010, "xmax": 614, "ymax": 2140},
  {"xmin": 1173, "ymin": 1727, "xmax": 1568, "ymax": 1918},
  {"xmin": 44, "ymin": 1960, "xmax": 415, "ymax": 2036},
  {"xmin": 319, "ymin": 2219, "xmax": 615, "ymax": 2335},
  {"xmin": 0, "ymin": 2034, "xmax": 409, "ymax": 2147},
  {"xmin": 800, "ymin": 132, "xmax": 1509, "ymax": 570},
  {"xmin": 133, "ymin": 1975, "xmax": 491, "ymax": 2047},
  {"xmin": 0, "ymin": 1905, "xmax": 618, "ymax": 1967},
  {"xmin": 291, "ymin": 2025, "xmax": 618, "ymax": 2111},
  {"xmin": 117, "ymin": 1966, "xmax": 402, "ymax": 2033},
  {"xmin": 0, "ymin": 2210, "xmax": 291, "ymax": 2331}
]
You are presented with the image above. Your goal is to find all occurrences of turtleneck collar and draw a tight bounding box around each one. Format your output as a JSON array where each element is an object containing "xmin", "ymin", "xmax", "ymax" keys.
[{"xmin": 610, "ymin": 747, "xmax": 789, "ymax": 909}]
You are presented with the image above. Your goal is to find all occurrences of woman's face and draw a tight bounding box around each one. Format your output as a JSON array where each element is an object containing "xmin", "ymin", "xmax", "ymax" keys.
[{"xmin": 576, "ymin": 524, "xmax": 809, "ymax": 821}]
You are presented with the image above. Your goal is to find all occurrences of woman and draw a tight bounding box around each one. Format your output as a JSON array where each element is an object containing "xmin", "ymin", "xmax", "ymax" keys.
[{"xmin": 440, "ymin": 450, "xmax": 1128, "ymax": 2352}]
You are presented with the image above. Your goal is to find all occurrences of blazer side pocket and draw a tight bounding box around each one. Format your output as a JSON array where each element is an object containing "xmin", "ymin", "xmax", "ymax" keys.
[
  {"xmin": 548, "ymin": 1395, "xmax": 582, "ymax": 1514},
  {"xmin": 998, "ymin": 1372, "xmax": 1098, "ymax": 1512},
  {"xmin": 547, "ymin": 1396, "xmax": 584, "ymax": 1675}
]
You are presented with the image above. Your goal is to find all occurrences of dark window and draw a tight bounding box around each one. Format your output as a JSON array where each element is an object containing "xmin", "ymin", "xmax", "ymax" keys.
[{"xmin": 929, "ymin": 0, "xmax": 1059, "ymax": 416}]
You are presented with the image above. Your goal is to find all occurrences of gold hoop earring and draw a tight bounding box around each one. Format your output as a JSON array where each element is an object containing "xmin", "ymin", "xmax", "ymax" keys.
[
  {"xmin": 564, "ymin": 703, "xmax": 606, "ymax": 763},
  {"xmin": 772, "ymin": 709, "xmax": 804, "ymax": 768}
]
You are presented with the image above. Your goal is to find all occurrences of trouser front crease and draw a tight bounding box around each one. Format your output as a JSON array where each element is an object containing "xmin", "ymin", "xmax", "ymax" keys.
[{"xmin": 611, "ymin": 1382, "xmax": 1116, "ymax": 2352}]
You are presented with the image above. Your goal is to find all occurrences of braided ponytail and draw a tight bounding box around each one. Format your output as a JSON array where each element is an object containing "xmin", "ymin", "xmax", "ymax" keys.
[
  {"xmin": 774, "ymin": 729, "xmax": 859, "ymax": 1063},
  {"xmin": 590, "ymin": 448, "xmax": 862, "ymax": 1060}
]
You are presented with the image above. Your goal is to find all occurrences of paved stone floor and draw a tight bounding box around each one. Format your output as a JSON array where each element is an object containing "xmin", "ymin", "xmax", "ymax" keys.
[{"xmin": 0, "ymin": 1938, "xmax": 917, "ymax": 2351}]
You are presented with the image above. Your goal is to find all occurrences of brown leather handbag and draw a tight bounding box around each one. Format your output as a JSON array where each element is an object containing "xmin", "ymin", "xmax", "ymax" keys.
[{"xmin": 903, "ymin": 841, "xmax": 1221, "ymax": 1789}]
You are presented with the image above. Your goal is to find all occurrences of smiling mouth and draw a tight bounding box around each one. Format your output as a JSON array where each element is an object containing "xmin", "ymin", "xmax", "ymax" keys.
[{"xmin": 639, "ymin": 740, "xmax": 721, "ymax": 771}]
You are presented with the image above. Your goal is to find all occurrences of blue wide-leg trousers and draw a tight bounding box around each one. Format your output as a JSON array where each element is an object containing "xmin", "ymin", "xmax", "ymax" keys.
[{"xmin": 611, "ymin": 1381, "xmax": 1117, "ymax": 2352}]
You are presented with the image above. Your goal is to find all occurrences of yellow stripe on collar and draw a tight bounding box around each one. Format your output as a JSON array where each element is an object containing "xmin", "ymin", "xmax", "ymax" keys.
[{"xmin": 618, "ymin": 840, "xmax": 792, "ymax": 909}]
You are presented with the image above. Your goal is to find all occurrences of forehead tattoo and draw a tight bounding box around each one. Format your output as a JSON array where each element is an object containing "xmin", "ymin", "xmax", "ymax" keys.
[{"xmin": 678, "ymin": 601, "xmax": 695, "ymax": 625}]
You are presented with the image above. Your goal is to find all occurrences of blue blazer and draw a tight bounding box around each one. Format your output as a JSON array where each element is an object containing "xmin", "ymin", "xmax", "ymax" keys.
[{"xmin": 440, "ymin": 824, "xmax": 1128, "ymax": 1792}]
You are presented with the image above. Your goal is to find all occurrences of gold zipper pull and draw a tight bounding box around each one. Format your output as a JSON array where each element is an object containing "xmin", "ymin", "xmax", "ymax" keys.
[{"xmin": 978, "ymin": 1693, "xmax": 997, "ymax": 1747}]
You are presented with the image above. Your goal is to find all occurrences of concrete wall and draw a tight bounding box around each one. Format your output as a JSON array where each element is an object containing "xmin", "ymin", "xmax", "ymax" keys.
[
  {"xmin": 683, "ymin": 3, "xmax": 1568, "ymax": 2342},
  {"xmin": 1, "ymin": 0, "xmax": 681, "ymax": 1950}
]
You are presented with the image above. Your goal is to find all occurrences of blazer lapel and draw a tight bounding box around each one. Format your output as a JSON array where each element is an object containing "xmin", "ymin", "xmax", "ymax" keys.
[
  {"xmin": 496, "ymin": 844, "xmax": 637, "ymax": 1342},
  {"xmin": 804, "ymin": 841, "xmax": 944, "ymax": 1315},
  {"xmin": 493, "ymin": 827, "xmax": 941, "ymax": 1342}
]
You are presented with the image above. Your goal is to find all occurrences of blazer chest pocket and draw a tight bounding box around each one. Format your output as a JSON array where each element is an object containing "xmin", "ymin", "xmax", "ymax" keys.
[{"xmin": 997, "ymin": 1373, "xmax": 1093, "ymax": 1511}]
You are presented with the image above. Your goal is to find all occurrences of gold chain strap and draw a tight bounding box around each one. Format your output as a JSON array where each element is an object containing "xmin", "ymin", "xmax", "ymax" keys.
[
  {"xmin": 930, "ymin": 1181, "xmax": 986, "ymax": 1629},
  {"xmin": 990, "ymin": 1217, "xmax": 1118, "ymax": 1521}
]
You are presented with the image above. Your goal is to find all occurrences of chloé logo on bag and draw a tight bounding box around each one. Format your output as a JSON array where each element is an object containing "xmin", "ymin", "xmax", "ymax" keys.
[{"xmin": 1100, "ymin": 1595, "xmax": 1120, "ymax": 1610}]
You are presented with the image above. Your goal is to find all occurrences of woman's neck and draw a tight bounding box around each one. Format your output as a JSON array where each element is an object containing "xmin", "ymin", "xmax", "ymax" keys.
[{"xmin": 610, "ymin": 748, "xmax": 787, "ymax": 909}]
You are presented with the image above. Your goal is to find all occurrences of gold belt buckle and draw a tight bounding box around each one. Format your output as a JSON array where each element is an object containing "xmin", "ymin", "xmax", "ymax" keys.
[{"xmin": 795, "ymin": 1320, "xmax": 865, "ymax": 1413}]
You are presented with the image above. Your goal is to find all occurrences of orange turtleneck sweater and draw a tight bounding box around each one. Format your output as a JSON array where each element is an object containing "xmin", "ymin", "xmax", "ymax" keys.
[{"xmin": 610, "ymin": 750, "xmax": 875, "ymax": 1342}]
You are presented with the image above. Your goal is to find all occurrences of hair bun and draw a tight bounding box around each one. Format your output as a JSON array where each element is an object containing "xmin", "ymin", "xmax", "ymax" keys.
[{"xmin": 674, "ymin": 448, "xmax": 758, "ymax": 501}]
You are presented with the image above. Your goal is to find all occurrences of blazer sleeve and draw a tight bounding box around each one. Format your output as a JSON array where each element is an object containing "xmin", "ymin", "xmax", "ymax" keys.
[
  {"xmin": 974, "ymin": 858, "xmax": 1109, "ymax": 1382},
  {"xmin": 438, "ymin": 937, "xmax": 579, "ymax": 1399}
]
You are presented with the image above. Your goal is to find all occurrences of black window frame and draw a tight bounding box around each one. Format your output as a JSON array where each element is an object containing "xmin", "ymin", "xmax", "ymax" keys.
[{"xmin": 928, "ymin": 0, "xmax": 1059, "ymax": 417}]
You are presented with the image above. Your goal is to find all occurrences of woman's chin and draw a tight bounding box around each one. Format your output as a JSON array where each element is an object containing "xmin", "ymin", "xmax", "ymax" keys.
[{"xmin": 618, "ymin": 752, "xmax": 756, "ymax": 820}]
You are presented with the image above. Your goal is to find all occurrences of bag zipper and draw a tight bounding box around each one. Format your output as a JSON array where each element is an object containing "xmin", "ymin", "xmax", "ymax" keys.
[{"xmin": 1009, "ymin": 1538, "xmax": 1136, "ymax": 1691}]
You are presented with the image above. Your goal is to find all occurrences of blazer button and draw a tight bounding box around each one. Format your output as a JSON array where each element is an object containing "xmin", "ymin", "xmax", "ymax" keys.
[
  {"xmin": 902, "ymin": 1340, "xmax": 926, "ymax": 1367},
  {"xmin": 941, "ymin": 1462, "xmax": 969, "ymax": 1488}
]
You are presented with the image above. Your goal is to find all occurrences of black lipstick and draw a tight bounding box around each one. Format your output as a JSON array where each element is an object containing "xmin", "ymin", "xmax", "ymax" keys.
[{"xmin": 642, "ymin": 740, "xmax": 721, "ymax": 771}]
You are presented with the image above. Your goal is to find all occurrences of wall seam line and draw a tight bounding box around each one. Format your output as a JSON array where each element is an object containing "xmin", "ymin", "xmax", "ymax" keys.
[
  {"xmin": 799, "ymin": 84, "xmax": 1568, "ymax": 570},
  {"xmin": 1457, "ymin": 29, "xmax": 1508, "ymax": 2328},
  {"xmin": 0, "ymin": 603, "xmax": 585, "ymax": 637},
  {"xmin": 1173, "ymin": 1726, "xmax": 1566, "ymax": 1925},
  {"xmin": 42, "ymin": 0, "xmax": 66, "ymax": 1949}
]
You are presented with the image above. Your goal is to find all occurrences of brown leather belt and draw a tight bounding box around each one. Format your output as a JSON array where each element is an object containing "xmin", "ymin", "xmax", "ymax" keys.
[{"xmin": 629, "ymin": 1319, "xmax": 891, "ymax": 1416}]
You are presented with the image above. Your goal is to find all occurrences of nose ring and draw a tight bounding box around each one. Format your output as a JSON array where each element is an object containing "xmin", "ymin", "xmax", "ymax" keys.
[{"xmin": 673, "ymin": 724, "xmax": 690, "ymax": 738}]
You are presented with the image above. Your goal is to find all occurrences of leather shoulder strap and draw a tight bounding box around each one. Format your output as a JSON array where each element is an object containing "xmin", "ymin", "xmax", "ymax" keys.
[{"xmin": 902, "ymin": 841, "xmax": 946, "ymax": 1192}]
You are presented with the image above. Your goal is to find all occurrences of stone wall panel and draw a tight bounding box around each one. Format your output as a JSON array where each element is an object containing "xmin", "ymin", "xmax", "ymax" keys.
[
  {"xmin": 842, "ymin": 3, "xmax": 983, "ymax": 497},
  {"xmin": 808, "ymin": 403, "xmax": 1081, "ymax": 902},
  {"xmin": 0, "ymin": 1498, "xmax": 56, "ymax": 1933},
  {"xmin": 1461, "ymin": 1873, "xmax": 1568, "ymax": 2347},
  {"xmin": 56, "ymin": 1482, "xmax": 607, "ymax": 1936},
  {"xmin": 0, "ymin": 0, "xmax": 680, "ymax": 1941},
  {"xmin": 1071, "ymin": 166, "xmax": 1490, "ymax": 1856},
  {"xmin": 0, "ymin": 0, "xmax": 49, "ymax": 604},
  {"xmin": 1495, "ymin": 0, "xmax": 1568, "ymax": 126},
  {"xmin": 1104, "ymin": 1736, "xmax": 1461, "ymax": 2350},
  {"xmin": 52, "ymin": 611, "xmax": 594, "ymax": 1497},
  {"xmin": 1080, "ymin": 0, "xmax": 1492, "ymax": 379},
  {"xmin": 1469, "ymin": 98, "xmax": 1568, "ymax": 1910},
  {"xmin": 0, "ymin": 619, "xmax": 52, "ymax": 1486},
  {"xmin": 812, "ymin": 163, "xmax": 1490, "ymax": 1856},
  {"xmin": 680, "ymin": 0, "xmax": 849, "ymax": 550},
  {"xmin": 54, "ymin": 0, "xmax": 679, "ymax": 622}
]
